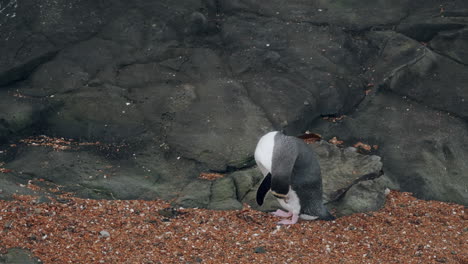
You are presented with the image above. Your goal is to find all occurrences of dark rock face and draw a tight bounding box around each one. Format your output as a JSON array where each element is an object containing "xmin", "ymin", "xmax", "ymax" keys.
[
  {"xmin": 0, "ymin": 0, "xmax": 116, "ymax": 86},
  {"xmin": 223, "ymin": 16, "xmax": 365, "ymax": 133},
  {"xmin": 370, "ymin": 32, "xmax": 468, "ymax": 119},
  {"xmin": 313, "ymin": 91, "xmax": 468, "ymax": 205},
  {"xmin": 1, "ymin": 0, "xmax": 467, "ymax": 210}
]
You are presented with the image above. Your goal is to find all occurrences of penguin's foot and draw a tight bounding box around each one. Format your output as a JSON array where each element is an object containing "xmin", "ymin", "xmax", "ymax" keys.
[
  {"xmin": 271, "ymin": 209, "xmax": 292, "ymax": 218},
  {"xmin": 277, "ymin": 213, "xmax": 299, "ymax": 225}
]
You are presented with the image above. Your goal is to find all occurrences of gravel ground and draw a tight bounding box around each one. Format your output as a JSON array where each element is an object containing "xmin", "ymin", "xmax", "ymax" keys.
[{"xmin": 0, "ymin": 187, "xmax": 466, "ymax": 264}]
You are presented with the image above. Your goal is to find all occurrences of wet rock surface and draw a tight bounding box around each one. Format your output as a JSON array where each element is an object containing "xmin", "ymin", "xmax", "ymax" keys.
[{"xmin": 1, "ymin": 0, "xmax": 467, "ymax": 216}]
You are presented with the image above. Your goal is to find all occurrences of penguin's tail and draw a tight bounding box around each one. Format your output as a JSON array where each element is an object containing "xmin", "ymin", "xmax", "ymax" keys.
[
  {"xmin": 302, "ymin": 204, "xmax": 336, "ymax": 221},
  {"xmin": 319, "ymin": 211, "xmax": 336, "ymax": 221}
]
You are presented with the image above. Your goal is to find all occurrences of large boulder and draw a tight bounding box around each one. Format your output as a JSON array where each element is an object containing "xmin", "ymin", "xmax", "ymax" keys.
[
  {"xmin": 208, "ymin": 177, "xmax": 243, "ymax": 210},
  {"xmin": 311, "ymin": 141, "xmax": 383, "ymax": 203},
  {"xmin": 3, "ymin": 143, "xmax": 199, "ymax": 201},
  {"xmin": 333, "ymin": 178, "xmax": 388, "ymax": 217},
  {"xmin": 312, "ymin": 91, "xmax": 468, "ymax": 205},
  {"xmin": 0, "ymin": 248, "xmax": 40, "ymax": 264},
  {"xmin": 174, "ymin": 180, "xmax": 212, "ymax": 209}
]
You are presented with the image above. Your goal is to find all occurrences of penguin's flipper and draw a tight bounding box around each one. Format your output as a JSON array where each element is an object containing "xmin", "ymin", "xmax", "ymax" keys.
[{"xmin": 256, "ymin": 173, "xmax": 272, "ymax": 206}]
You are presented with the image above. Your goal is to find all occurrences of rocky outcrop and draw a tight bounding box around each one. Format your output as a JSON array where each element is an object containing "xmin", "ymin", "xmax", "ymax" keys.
[
  {"xmin": 313, "ymin": 91, "xmax": 468, "ymax": 205},
  {"xmin": 0, "ymin": 248, "xmax": 40, "ymax": 264},
  {"xmin": 1, "ymin": 0, "xmax": 467, "ymax": 211},
  {"xmin": 175, "ymin": 141, "xmax": 385, "ymax": 216}
]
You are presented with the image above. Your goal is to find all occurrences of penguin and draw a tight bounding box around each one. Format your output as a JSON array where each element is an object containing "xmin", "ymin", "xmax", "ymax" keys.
[{"xmin": 255, "ymin": 131, "xmax": 335, "ymax": 224}]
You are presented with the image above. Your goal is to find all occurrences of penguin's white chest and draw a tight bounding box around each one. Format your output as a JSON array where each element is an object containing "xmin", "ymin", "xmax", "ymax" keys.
[
  {"xmin": 254, "ymin": 131, "xmax": 278, "ymax": 176},
  {"xmin": 278, "ymin": 188, "xmax": 301, "ymax": 215},
  {"xmin": 278, "ymin": 189, "xmax": 319, "ymax": 220}
]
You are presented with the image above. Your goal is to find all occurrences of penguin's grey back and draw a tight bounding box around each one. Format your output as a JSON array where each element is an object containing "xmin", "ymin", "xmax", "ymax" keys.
[
  {"xmin": 256, "ymin": 131, "xmax": 320, "ymax": 193},
  {"xmin": 273, "ymin": 133, "xmax": 333, "ymax": 220}
]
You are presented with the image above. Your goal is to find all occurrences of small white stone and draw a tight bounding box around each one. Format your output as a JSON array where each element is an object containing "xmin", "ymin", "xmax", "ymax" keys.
[
  {"xmin": 100, "ymin": 230, "xmax": 110, "ymax": 238},
  {"xmin": 384, "ymin": 188, "xmax": 391, "ymax": 196}
]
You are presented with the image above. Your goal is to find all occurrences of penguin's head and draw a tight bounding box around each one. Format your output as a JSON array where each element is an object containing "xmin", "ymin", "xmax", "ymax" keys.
[
  {"xmin": 256, "ymin": 173, "xmax": 290, "ymax": 205},
  {"xmin": 270, "ymin": 176, "xmax": 289, "ymax": 199}
]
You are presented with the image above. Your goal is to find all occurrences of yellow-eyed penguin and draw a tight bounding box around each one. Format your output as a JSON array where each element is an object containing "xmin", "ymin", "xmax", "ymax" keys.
[{"xmin": 255, "ymin": 131, "xmax": 335, "ymax": 224}]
